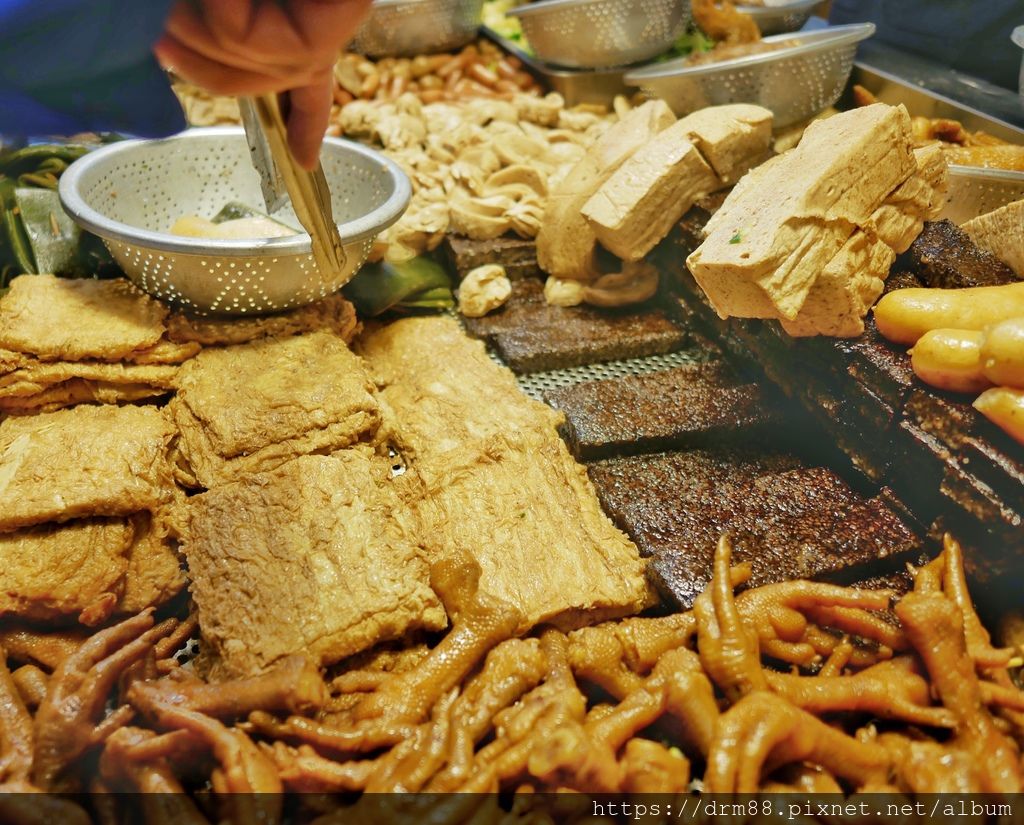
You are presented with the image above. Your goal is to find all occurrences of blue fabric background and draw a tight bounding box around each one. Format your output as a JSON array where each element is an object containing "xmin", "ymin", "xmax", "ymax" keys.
[
  {"xmin": 0, "ymin": 0, "xmax": 185, "ymax": 138},
  {"xmin": 830, "ymin": 0, "xmax": 1022, "ymax": 90}
]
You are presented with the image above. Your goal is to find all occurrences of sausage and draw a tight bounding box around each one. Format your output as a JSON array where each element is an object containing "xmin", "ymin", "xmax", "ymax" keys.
[
  {"xmin": 980, "ymin": 317, "xmax": 1024, "ymax": 389},
  {"xmin": 874, "ymin": 282, "xmax": 1024, "ymax": 345},
  {"xmin": 910, "ymin": 329, "xmax": 991, "ymax": 393},
  {"xmin": 974, "ymin": 387, "xmax": 1024, "ymax": 446}
]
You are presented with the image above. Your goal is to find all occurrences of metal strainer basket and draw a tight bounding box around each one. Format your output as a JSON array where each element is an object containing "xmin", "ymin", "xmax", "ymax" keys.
[
  {"xmin": 624, "ymin": 23, "xmax": 875, "ymax": 128},
  {"xmin": 59, "ymin": 128, "xmax": 410, "ymax": 315},
  {"xmin": 351, "ymin": 0, "xmax": 485, "ymax": 57},
  {"xmin": 736, "ymin": 0, "xmax": 823, "ymax": 36},
  {"xmin": 507, "ymin": 0, "xmax": 691, "ymax": 69},
  {"xmin": 940, "ymin": 165, "xmax": 1024, "ymax": 225}
]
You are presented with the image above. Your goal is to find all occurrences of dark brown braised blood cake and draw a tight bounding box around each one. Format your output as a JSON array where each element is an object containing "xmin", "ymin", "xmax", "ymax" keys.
[
  {"xmin": 588, "ymin": 449, "xmax": 920, "ymax": 609},
  {"xmin": 462, "ymin": 278, "xmax": 690, "ymax": 373},
  {"xmin": 544, "ymin": 363, "xmax": 790, "ymax": 460},
  {"xmin": 443, "ymin": 234, "xmax": 542, "ymax": 281},
  {"xmin": 901, "ymin": 219, "xmax": 1018, "ymax": 289}
]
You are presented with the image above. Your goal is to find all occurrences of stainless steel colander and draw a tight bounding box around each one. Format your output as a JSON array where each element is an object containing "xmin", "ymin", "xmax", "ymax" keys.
[
  {"xmin": 507, "ymin": 0, "xmax": 691, "ymax": 69},
  {"xmin": 940, "ymin": 165, "xmax": 1024, "ymax": 225},
  {"xmin": 624, "ymin": 23, "xmax": 874, "ymax": 128},
  {"xmin": 736, "ymin": 0, "xmax": 823, "ymax": 36},
  {"xmin": 351, "ymin": 0, "xmax": 485, "ymax": 57},
  {"xmin": 58, "ymin": 128, "xmax": 411, "ymax": 315}
]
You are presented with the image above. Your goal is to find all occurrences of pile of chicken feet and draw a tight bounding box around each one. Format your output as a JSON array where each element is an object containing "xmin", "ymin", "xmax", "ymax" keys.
[{"xmin": 1, "ymin": 533, "xmax": 1022, "ymax": 823}]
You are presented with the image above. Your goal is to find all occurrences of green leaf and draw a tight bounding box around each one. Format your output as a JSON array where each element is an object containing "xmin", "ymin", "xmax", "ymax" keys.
[
  {"xmin": 343, "ymin": 256, "xmax": 453, "ymax": 316},
  {"xmin": 16, "ymin": 188, "xmax": 81, "ymax": 275}
]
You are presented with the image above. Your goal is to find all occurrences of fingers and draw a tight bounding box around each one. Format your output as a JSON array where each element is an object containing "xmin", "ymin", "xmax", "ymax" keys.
[
  {"xmin": 286, "ymin": 74, "xmax": 334, "ymax": 170},
  {"xmin": 165, "ymin": 0, "xmax": 368, "ymax": 75},
  {"xmin": 155, "ymin": 34, "xmax": 301, "ymax": 96},
  {"xmin": 288, "ymin": 0, "xmax": 374, "ymax": 54}
]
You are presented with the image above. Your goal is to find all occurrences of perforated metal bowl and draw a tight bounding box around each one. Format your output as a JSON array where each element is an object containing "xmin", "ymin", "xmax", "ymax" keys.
[
  {"xmin": 624, "ymin": 23, "xmax": 875, "ymax": 128},
  {"xmin": 941, "ymin": 165, "xmax": 1024, "ymax": 225},
  {"xmin": 58, "ymin": 128, "xmax": 411, "ymax": 315},
  {"xmin": 507, "ymin": 0, "xmax": 691, "ymax": 69},
  {"xmin": 351, "ymin": 0, "xmax": 485, "ymax": 57},
  {"xmin": 736, "ymin": 0, "xmax": 823, "ymax": 36}
]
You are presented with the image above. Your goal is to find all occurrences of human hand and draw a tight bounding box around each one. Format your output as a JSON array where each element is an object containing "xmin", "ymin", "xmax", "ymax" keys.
[{"xmin": 154, "ymin": 0, "xmax": 372, "ymax": 168}]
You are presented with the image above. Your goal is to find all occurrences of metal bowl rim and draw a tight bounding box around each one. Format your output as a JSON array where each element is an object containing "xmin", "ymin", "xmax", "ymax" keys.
[
  {"xmin": 946, "ymin": 164, "xmax": 1024, "ymax": 184},
  {"xmin": 623, "ymin": 22, "xmax": 874, "ymax": 82},
  {"xmin": 507, "ymin": 0, "xmax": 681, "ymax": 18},
  {"xmin": 366, "ymin": 0, "xmax": 481, "ymax": 10},
  {"xmin": 58, "ymin": 127, "xmax": 412, "ymax": 257},
  {"xmin": 734, "ymin": 0, "xmax": 822, "ymax": 20}
]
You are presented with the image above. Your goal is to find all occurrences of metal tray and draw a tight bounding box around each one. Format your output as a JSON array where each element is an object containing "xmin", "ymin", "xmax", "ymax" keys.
[
  {"xmin": 846, "ymin": 64, "xmax": 1024, "ymax": 222},
  {"xmin": 845, "ymin": 63, "xmax": 1024, "ymax": 145}
]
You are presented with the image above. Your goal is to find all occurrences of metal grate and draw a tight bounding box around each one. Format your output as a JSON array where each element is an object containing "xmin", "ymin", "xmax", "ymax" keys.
[
  {"xmin": 451, "ymin": 307, "xmax": 709, "ymax": 401},
  {"xmin": 516, "ymin": 349, "xmax": 712, "ymax": 400}
]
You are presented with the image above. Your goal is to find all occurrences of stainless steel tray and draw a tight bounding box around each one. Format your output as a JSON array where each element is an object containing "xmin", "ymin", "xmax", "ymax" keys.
[
  {"xmin": 847, "ymin": 64, "xmax": 1024, "ymax": 223},
  {"xmin": 846, "ymin": 63, "xmax": 1024, "ymax": 145}
]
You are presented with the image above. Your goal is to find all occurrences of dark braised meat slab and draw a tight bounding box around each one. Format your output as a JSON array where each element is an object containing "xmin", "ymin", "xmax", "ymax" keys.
[
  {"xmin": 443, "ymin": 234, "xmax": 542, "ymax": 281},
  {"xmin": 544, "ymin": 362, "xmax": 790, "ymax": 460},
  {"xmin": 900, "ymin": 219, "xmax": 1018, "ymax": 289},
  {"xmin": 588, "ymin": 449, "xmax": 920, "ymax": 609},
  {"xmin": 462, "ymin": 277, "xmax": 690, "ymax": 373}
]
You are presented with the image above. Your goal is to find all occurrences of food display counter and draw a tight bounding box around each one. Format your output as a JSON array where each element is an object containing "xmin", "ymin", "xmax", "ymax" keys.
[{"xmin": 1, "ymin": 0, "xmax": 1024, "ymax": 815}]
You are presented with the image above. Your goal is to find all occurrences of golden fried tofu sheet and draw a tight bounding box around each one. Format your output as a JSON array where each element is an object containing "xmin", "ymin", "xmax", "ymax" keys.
[
  {"xmin": 358, "ymin": 316, "xmax": 564, "ymax": 464},
  {"xmin": 0, "ymin": 513, "xmax": 184, "ymax": 624},
  {"xmin": 185, "ymin": 449, "xmax": 446, "ymax": 676},
  {"xmin": 417, "ymin": 430, "xmax": 650, "ymax": 631},
  {"xmin": 127, "ymin": 338, "xmax": 202, "ymax": 365},
  {"xmin": 0, "ymin": 380, "xmax": 172, "ymax": 415},
  {"xmin": 170, "ymin": 331, "xmax": 380, "ymax": 487},
  {"xmin": 118, "ymin": 513, "xmax": 186, "ymax": 614},
  {"xmin": 360, "ymin": 317, "xmax": 650, "ymax": 631},
  {"xmin": 0, "ymin": 518, "xmax": 132, "ymax": 624},
  {"xmin": 0, "ymin": 275, "xmax": 168, "ymax": 361},
  {"xmin": 0, "ymin": 405, "xmax": 177, "ymax": 531},
  {"xmin": 166, "ymin": 293, "xmax": 360, "ymax": 347},
  {"xmin": 0, "ymin": 361, "xmax": 178, "ymax": 398}
]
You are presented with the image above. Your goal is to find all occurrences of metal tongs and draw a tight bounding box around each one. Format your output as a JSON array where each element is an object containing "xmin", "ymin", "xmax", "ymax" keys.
[{"xmin": 238, "ymin": 94, "xmax": 347, "ymax": 283}]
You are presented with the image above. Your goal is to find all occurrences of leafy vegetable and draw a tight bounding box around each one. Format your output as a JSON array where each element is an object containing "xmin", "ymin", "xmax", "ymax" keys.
[
  {"xmin": 659, "ymin": 28, "xmax": 717, "ymax": 62},
  {"xmin": 343, "ymin": 256, "xmax": 454, "ymax": 316},
  {"xmin": 0, "ymin": 143, "xmax": 117, "ymax": 285},
  {"xmin": 16, "ymin": 188, "xmax": 82, "ymax": 275}
]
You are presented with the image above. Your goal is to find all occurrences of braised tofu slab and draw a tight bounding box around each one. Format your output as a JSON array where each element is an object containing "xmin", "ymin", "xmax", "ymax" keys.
[
  {"xmin": 186, "ymin": 449, "xmax": 445, "ymax": 676},
  {"xmin": 170, "ymin": 331, "xmax": 380, "ymax": 487},
  {"xmin": 0, "ymin": 404, "xmax": 177, "ymax": 531}
]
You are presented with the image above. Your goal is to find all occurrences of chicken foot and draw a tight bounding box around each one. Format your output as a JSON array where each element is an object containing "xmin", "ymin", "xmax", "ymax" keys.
[
  {"xmin": 130, "ymin": 654, "xmax": 327, "ymax": 720},
  {"xmin": 566, "ymin": 613, "xmax": 696, "ymax": 698},
  {"xmin": 695, "ymin": 535, "xmax": 766, "ymax": 701},
  {"xmin": 99, "ymin": 726, "xmax": 211, "ymax": 825},
  {"xmin": 428, "ymin": 638, "xmax": 547, "ymax": 791},
  {"xmin": 765, "ymin": 657, "xmax": 955, "ymax": 728},
  {"xmin": 896, "ymin": 591, "xmax": 1022, "ymax": 793},
  {"xmin": 704, "ymin": 690, "xmax": 891, "ymax": 792},
  {"xmin": 735, "ymin": 576, "xmax": 898, "ymax": 667},
  {"xmin": 32, "ymin": 610, "xmax": 174, "ymax": 790},
  {"xmin": 0, "ymin": 646, "xmax": 34, "ymax": 784},
  {"xmin": 352, "ymin": 554, "xmax": 523, "ymax": 725}
]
